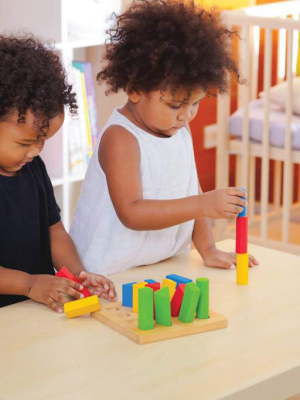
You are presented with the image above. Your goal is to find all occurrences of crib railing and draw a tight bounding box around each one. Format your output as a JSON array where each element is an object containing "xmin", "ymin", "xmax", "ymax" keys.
[{"xmin": 216, "ymin": 1, "xmax": 300, "ymax": 254}]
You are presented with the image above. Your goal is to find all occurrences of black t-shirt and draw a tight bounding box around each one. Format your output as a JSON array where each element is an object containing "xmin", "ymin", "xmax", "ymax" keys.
[{"xmin": 0, "ymin": 156, "xmax": 61, "ymax": 307}]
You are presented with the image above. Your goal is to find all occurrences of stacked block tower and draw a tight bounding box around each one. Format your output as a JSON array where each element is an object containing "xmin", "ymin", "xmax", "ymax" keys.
[{"xmin": 236, "ymin": 188, "xmax": 248, "ymax": 285}]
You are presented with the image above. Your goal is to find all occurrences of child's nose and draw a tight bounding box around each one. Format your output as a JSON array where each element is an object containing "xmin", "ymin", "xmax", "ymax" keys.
[
  {"xmin": 179, "ymin": 108, "xmax": 192, "ymax": 121},
  {"xmin": 27, "ymin": 143, "xmax": 42, "ymax": 158}
]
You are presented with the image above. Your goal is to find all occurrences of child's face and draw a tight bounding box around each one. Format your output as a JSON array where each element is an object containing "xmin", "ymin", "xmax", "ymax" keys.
[
  {"xmin": 129, "ymin": 86, "xmax": 205, "ymax": 138},
  {"xmin": 0, "ymin": 110, "xmax": 64, "ymax": 176}
]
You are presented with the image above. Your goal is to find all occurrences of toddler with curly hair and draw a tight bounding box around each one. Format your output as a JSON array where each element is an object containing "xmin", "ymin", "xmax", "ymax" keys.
[
  {"xmin": 70, "ymin": 0, "xmax": 259, "ymax": 274},
  {"xmin": 0, "ymin": 35, "xmax": 117, "ymax": 310}
]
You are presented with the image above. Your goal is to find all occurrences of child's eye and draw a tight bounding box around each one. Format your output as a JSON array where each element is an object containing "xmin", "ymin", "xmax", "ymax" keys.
[
  {"xmin": 169, "ymin": 104, "xmax": 181, "ymax": 110},
  {"xmin": 19, "ymin": 143, "xmax": 31, "ymax": 147}
]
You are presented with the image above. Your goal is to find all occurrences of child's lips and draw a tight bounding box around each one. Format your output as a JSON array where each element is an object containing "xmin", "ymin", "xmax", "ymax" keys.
[{"xmin": 18, "ymin": 159, "xmax": 33, "ymax": 166}]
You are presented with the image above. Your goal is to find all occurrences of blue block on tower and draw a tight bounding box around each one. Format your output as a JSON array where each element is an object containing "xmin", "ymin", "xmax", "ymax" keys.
[
  {"xmin": 238, "ymin": 187, "xmax": 247, "ymax": 218},
  {"xmin": 144, "ymin": 279, "xmax": 157, "ymax": 284},
  {"xmin": 122, "ymin": 282, "xmax": 137, "ymax": 307},
  {"xmin": 166, "ymin": 274, "xmax": 192, "ymax": 288}
]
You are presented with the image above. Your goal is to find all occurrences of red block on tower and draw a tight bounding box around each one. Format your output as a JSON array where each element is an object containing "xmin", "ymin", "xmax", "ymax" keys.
[
  {"xmin": 171, "ymin": 284, "xmax": 186, "ymax": 317},
  {"xmin": 236, "ymin": 217, "xmax": 248, "ymax": 254}
]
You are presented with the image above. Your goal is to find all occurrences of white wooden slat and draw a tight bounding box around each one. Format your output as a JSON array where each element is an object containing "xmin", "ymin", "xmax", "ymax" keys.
[
  {"xmin": 292, "ymin": 13, "xmax": 300, "ymax": 76},
  {"xmin": 216, "ymin": 92, "xmax": 231, "ymax": 240},
  {"xmin": 282, "ymin": 29, "xmax": 294, "ymax": 244},
  {"xmin": 277, "ymin": 28, "xmax": 286, "ymax": 83},
  {"xmin": 223, "ymin": 12, "xmax": 300, "ymax": 31},
  {"xmin": 251, "ymin": 25, "xmax": 260, "ymax": 100},
  {"xmin": 260, "ymin": 28, "xmax": 272, "ymax": 241},
  {"xmin": 273, "ymin": 160, "xmax": 282, "ymax": 211},
  {"xmin": 240, "ymin": 25, "xmax": 251, "ymax": 191},
  {"xmin": 249, "ymin": 156, "xmax": 256, "ymax": 222}
]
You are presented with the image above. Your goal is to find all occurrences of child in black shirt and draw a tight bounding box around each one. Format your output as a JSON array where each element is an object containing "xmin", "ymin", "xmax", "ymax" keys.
[{"xmin": 0, "ymin": 35, "xmax": 117, "ymax": 311}]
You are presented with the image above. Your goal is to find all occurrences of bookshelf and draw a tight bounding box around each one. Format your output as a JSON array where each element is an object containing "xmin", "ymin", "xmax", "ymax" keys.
[{"xmin": 0, "ymin": 0, "xmax": 128, "ymax": 230}]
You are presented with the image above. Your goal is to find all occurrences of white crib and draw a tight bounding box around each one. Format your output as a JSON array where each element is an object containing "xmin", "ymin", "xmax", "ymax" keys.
[{"xmin": 214, "ymin": 1, "xmax": 300, "ymax": 254}]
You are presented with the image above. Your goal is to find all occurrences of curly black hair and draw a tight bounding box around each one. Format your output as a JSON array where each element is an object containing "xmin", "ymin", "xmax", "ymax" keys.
[
  {"xmin": 97, "ymin": 0, "xmax": 241, "ymax": 96},
  {"xmin": 0, "ymin": 34, "xmax": 77, "ymax": 134}
]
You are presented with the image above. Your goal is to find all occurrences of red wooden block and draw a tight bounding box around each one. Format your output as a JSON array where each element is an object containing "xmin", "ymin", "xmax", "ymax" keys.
[
  {"xmin": 146, "ymin": 282, "xmax": 160, "ymax": 319},
  {"xmin": 171, "ymin": 284, "xmax": 186, "ymax": 317},
  {"xmin": 56, "ymin": 266, "xmax": 91, "ymax": 297},
  {"xmin": 236, "ymin": 217, "xmax": 248, "ymax": 254}
]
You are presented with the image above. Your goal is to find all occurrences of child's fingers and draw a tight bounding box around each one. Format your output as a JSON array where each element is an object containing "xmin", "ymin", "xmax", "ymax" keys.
[
  {"xmin": 227, "ymin": 197, "xmax": 247, "ymax": 207},
  {"xmin": 227, "ymin": 188, "xmax": 247, "ymax": 198},
  {"xmin": 48, "ymin": 299, "xmax": 63, "ymax": 313},
  {"xmin": 55, "ymin": 278, "xmax": 84, "ymax": 300},
  {"xmin": 98, "ymin": 292, "xmax": 117, "ymax": 302},
  {"xmin": 77, "ymin": 271, "xmax": 89, "ymax": 286},
  {"xmin": 223, "ymin": 212, "xmax": 238, "ymax": 219},
  {"xmin": 207, "ymin": 258, "xmax": 235, "ymax": 270},
  {"xmin": 226, "ymin": 204, "xmax": 244, "ymax": 215},
  {"xmin": 91, "ymin": 274, "xmax": 116, "ymax": 295},
  {"xmin": 249, "ymin": 254, "xmax": 259, "ymax": 267}
]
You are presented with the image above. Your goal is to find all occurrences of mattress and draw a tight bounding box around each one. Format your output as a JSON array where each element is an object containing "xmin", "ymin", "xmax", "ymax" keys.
[{"xmin": 229, "ymin": 98, "xmax": 300, "ymax": 151}]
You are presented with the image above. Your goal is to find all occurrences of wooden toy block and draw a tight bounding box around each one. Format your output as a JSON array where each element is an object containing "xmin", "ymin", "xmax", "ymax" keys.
[
  {"xmin": 144, "ymin": 279, "xmax": 157, "ymax": 284},
  {"xmin": 166, "ymin": 274, "xmax": 192, "ymax": 287},
  {"xmin": 178, "ymin": 282, "xmax": 200, "ymax": 323},
  {"xmin": 171, "ymin": 283, "xmax": 186, "ymax": 317},
  {"xmin": 237, "ymin": 253, "xmax": 249, "ymax": 285},
  {"xmin": 122, "ymin": 282, "xmax": 137, "ymax": 307},
  {"xmin": 154, "ymin": 287, "xmax": 172, "ymax": 327},
  {"xmin": 64, "ymin": 295, "xmax": 101, "ymax": 319},
  {"xmin": 56, "ymin": 266, "xmax": 91, "ymax": 298},
  {"xmin": 146, "ymin": 282, "xmax": 160, "ymax": 291},
  {"xmin": 138, "ymin": 287, "xmax": 154, "ymax": 330},
  {"xmin": 238, "ymin": 188, "xmax": 247, "ymax": 217},
  {"xmin": 132, "ymin": 282, "xmax": 147, "ymax": 313},
  {"xmin": 236, "ymin": 217, "xmax": 248, "ymax": 254},
  {"xmin": 162, "ymin": 278, "xmax": 176, "ymax": 300},
  {"xmin": 196, "ymin": 278, "xmax": 209, "ymax": 319},
  {"xmin": 146, "ymin": 282, "xmax": 160, "ymax": 319},
  {"xmin": 92, "ymin": 302, "xmax": 227, "ymax": 344}
]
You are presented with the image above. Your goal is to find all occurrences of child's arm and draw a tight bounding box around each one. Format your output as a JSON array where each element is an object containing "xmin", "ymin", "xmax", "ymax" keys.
[
  {"xmin": 99, "ymin": 126, "xmax": 246, "ymax": 230},
  {"xmin": 192, "ymin": 185, "xmax": 259, "ymax": 269},
  {"xmin": 49, "ymin": 221, "xmax": 117, "ymax": 301}
]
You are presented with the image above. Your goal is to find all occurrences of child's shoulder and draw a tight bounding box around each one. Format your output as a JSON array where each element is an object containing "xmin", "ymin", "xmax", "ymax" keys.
[{"xmin": 99, "ymin": 124, "xmax": 140, "ymax": 169}]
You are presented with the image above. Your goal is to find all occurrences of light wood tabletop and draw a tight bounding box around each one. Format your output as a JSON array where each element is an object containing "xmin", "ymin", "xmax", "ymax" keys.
[{"xmin": 1, "ymin": 239, "xmax": 300, "ymax": 400}]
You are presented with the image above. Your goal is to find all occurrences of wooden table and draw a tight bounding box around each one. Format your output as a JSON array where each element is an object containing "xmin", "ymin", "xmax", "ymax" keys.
[{"xmin": 1, "ymin": 239, "xmax": 300, "ymax": 400}]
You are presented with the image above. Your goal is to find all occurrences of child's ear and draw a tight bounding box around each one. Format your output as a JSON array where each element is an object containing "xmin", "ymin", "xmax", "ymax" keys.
[{"xmin": 127, "ymin": 88, "xmax": 141, "ymax": 104}]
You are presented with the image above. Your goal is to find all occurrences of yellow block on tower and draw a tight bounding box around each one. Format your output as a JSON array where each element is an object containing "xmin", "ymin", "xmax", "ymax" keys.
[{"xmin": 236, "ymin": 253, "xmax": 249, "ymax": 285}]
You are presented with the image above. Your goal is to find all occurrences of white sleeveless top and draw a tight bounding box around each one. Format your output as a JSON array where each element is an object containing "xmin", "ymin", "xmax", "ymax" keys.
[{"xmin": 70, "ymin": 108, "xmax": 199, "ymax": 275}]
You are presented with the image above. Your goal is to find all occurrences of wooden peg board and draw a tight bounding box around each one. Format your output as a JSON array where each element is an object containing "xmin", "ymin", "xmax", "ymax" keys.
[{"xmin": 91, "ymin": 301, "xmax": 227, "ymax": 344}]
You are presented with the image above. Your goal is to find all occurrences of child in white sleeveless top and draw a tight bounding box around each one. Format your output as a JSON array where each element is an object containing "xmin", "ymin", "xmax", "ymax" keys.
[{"xmin": 70, "ymin": 0, "xmax": 259, "ymax": 275}]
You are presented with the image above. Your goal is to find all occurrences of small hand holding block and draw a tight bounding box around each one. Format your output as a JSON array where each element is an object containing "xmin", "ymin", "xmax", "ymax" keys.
[{"xmin": 56, "ymin": 266, "xmax": 91, "ymax": 298}]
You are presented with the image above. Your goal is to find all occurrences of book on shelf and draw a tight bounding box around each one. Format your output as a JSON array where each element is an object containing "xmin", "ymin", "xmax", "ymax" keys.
[
  {"xmin": 68, "ymin": 61, "xmax": 99, "ymax": 176},
  {"xmin": 73, "ymin": 61, "xmax": 99, "ymax": 147}
]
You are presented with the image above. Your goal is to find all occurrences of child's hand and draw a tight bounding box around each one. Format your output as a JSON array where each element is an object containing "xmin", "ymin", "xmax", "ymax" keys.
[
  {"xmin": 200, "ymin": 188, "xmax": 246, "ymax": 219},
  {"xmin": 76, "ymin": 271, "xmax": 117, "ymax": 302},
  {"xmin": 202, "ymin": 248, "xmax": 259, "ymax": 270},
  {"xmin": 28, "ymin": 275, "xmax": 84, "ymax": 313}
]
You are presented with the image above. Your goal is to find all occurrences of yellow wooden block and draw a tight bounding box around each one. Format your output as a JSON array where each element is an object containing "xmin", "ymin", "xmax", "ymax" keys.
[
  {"xmin": 132, "ymin": 282, "xmax": 146, "ymax": 313},
  {"xmin": 64, "ymin": 295, "xmax": 101, "ymax": 319},
  {"xmin": 237, "ymin": 253, "xmax": 249, "ymax": 285},
  {"xmin": 162, "ymin": 278, "xmax": 176, "ymax": 300}
]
